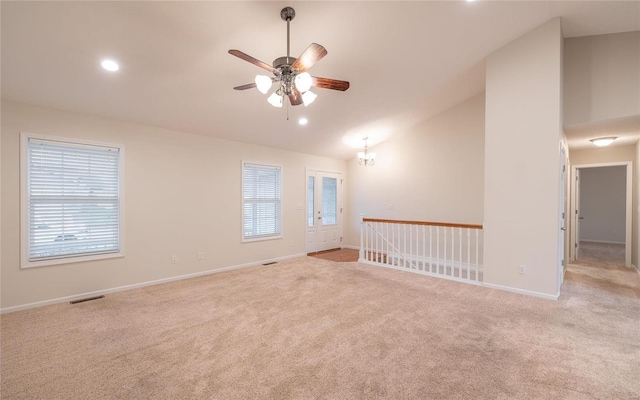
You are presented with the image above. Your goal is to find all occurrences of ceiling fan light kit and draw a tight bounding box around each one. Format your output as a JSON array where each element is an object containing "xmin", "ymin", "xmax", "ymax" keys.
[{"xmin": 229, "ymin": 7, "xmax": 349, "ymax": 110}]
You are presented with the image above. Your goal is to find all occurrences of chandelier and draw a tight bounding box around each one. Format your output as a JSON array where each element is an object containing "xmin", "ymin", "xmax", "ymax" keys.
[{"xmin": 358, "ymin": 137, "xmax": 376, "ymax": 166}]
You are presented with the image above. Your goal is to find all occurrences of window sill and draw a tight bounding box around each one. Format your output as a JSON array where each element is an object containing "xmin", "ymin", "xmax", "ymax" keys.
[
  {"xmin": 21, "ymin": 252, "xmax": 124, "ymax": 269},
  {"xmin": 242, "ymin": 235, "xmax": 282, "ymax": 243}
]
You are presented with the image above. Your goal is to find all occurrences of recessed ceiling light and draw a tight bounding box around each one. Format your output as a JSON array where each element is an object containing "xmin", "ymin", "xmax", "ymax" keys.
[
  {"xmin": 590, "ymin": 137, "xmax": 617, "ymax": 147},
  {"xmin": 298, "ymin": 118, "xmax": 308, "ymax": 125},
  {"xmin": 101, "ymin": 59, "xmax": 119, "ymax": 72}
]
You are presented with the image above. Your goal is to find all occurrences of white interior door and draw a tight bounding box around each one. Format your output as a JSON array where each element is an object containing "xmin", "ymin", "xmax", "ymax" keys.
[{"xmin": 306, "ymin": 170, "xmax": 342, "ymax": 253}]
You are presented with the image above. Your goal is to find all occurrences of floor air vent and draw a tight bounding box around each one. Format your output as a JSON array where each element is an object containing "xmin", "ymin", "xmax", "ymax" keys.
[{"xmin": 70, "ymin": 295, "xmax": 105, "ymax": 304}]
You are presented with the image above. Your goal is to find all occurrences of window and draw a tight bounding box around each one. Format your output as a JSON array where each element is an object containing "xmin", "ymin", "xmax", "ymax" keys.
[
  {"xmin": 242, "ymin": 162, "xmax": 281, "ymax": 241},
  {"xmin": 322, "ymin": 176, "xmax": 337, "ymax": 225},
  {"xmin": 308, "ymin": 176, "xmax": 315, "ymax": 227},
  {"xmin": 21, "ymin": 133, "xmax": 124, "ymax": 268}
]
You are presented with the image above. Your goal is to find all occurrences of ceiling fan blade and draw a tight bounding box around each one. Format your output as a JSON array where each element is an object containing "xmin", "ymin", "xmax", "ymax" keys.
[
  {"xmin": 311, "ymin": 77, "xmax": 350, "ymax": 91},
  {"xmin": 233, "ymin": 82, "xmax": 257, "ymax": 90},
  {"xmin": 228, "ymin": 50, "xmax": 278, "ymax": 74},
  {"xmin": 288, "ymin": 87, "xmax": 303, "ymax": 106},
  {"xmin": 291, "ymin": 43, "xmax": 327, "ymax": 72}
]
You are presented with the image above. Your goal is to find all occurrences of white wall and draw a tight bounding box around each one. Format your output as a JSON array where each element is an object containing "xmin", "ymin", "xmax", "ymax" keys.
[
  {"xmin": 344, "ymin": 93, "xmax": 485, "ymax": 247},
  {"xmin": 484, "ymin": 18, "xmax": 563, "ymax": 298},
  {"xmin": 1, "ymin": 101, "xmax": 346, "ymax": 310},
  {"xmin": 570, "ymin": 146, "xmax": 637, "ymax": 165},
  {"xmin": 637, "ymin": 141, "xmax": 640, "ymax": 268},
  {"xmin": 579, "ymin": 166, "xmax": 626, "ymax": 243},
  {"xmin": 564, "ymin": 31, "xmax": 640, "ymax": 126}
]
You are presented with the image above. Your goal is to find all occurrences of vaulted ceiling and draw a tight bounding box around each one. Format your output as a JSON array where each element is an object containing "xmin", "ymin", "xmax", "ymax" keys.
[{"xmin": 2, "ymin": 1, "xmax": 639, "ymax": 159}]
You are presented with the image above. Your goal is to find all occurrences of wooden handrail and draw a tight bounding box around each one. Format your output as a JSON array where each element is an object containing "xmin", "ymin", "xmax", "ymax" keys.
[{"xmin": 363, "ymin": 218, "xmax": 483, "ymax": 230}]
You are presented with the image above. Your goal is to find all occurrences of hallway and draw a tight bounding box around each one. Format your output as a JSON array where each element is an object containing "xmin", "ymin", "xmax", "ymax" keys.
[
  {"xmin": 566, "ymin": 241, "xmax": 638, "ymax": 300},
  {"xmin": 576, "ymin": 241, "xmax": 625, "ymax": 269}
]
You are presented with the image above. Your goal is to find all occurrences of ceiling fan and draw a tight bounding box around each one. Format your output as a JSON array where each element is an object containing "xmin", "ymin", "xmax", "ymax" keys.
[{"xmin": 229, "ymin": 7, "xmax": 350, "ymax": 108}]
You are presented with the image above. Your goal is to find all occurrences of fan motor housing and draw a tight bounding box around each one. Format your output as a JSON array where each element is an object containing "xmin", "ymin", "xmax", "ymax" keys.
[{"xmin": 273, "ymin": 56, "xmax": 296, "ymax": 72}]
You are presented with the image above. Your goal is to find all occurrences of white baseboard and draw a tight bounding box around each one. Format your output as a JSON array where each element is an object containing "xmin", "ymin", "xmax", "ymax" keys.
[
  {"xmin": 359, "ymin": 257, "xmax": 558, "ymax": 301},
  {"xmin": 0, "ymin": 253, "xmax": 306, "ymax": 314},
  {"xmin": 359, "ymin": 259, "xmax": 483, "ymax": 287},
  {"xmin": 342, "ymin": 245, "xmax": 360, "ymax": 251},
  {"xmin": 482, "ymin": 282, "xmax": 560, "ymax": 301}
]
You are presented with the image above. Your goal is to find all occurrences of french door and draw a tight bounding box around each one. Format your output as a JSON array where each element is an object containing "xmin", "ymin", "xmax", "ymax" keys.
[{"xmin": 306, "ymin": 170, "xmax": 342, "ymax": 253}]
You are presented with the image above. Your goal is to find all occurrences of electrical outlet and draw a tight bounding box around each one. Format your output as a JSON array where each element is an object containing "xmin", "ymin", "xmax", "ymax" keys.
[
  {"xmin": 197, "ymin": 252, "xmax": 203, "ymax": 260},
  {"xmin": 518, "ymin": 265, "xmax": 526, "ymax": 275},
  {"xmin": 171, "ymin": 255, "xmax": 177, "ymax": 264}
]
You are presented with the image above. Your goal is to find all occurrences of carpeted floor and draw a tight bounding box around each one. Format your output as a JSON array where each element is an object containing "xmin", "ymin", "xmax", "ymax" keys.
[
  {"xmin": 1, "ymin": 254, "xmax": 639, "ymax": 399},
  {"xmin": 577, "ymin": 241, "xmax": 625, "ymax": 268}
]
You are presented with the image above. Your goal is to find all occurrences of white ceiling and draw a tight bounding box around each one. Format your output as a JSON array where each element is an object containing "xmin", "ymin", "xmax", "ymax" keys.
[{"xmin": 2, "ymin": 1, "xmax": 639, "ymax": 159}]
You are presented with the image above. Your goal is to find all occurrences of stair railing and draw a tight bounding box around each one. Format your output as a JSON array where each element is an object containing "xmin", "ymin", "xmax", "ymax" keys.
[{"xmin": 360, "ymin": 216, "xmax": 484, "ymax": 284}]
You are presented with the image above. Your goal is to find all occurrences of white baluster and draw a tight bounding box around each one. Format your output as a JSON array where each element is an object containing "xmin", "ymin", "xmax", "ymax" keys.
[
  {"xmin": 359, "ymin": 216, "xmax": 364, "ymax": 261},
  {"xmin": 365, "ymin": 222, "xmax": 370, "ymax": 262},
  {"xmin": 393, "ymin": 223, "xmax": 396, "ymax": 265},
  {"xmin": 448, "ymin": 227, "xmax": 452, "ymax": 276},
  {"xmin": 403, "ymin": 224, "xmax": 407, "ymax": 269},
  {"xmin": 409, "ymin": 224, "xmax": 413, "ymax": 269},
  {"xmin": 444, "ymin": 227, "xmax": 448, "ymax": 276},
  {"xmin": 429, "ymin": 226, "xmax": 433, "ymax": 273},
  {"xmin": 467, "ymin": 228, "xmax": 471, "ymax": 280},
  {"xmin": 475, "ymin": 229, "xmax": 479, "ymax": 281},
  {"xmin": 458, "ymin": 228, "xmax": 462, "ymax": 279},
  {"xmin": 422, "ymin": 225, "xmax": 427, "ymax": 271},
  {"xmin": 436, "ymin": 226, "xmax": 440, "ymax": 275}
]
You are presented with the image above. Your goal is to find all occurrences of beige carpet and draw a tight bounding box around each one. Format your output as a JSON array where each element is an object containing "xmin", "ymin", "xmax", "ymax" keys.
[
  {"xmin": 577, "ymin": 241, "xmax": 625, "ymax": 268},
  {"xmin": 1, "ymin": 255, "xmax": 639, "ymax": 399}
]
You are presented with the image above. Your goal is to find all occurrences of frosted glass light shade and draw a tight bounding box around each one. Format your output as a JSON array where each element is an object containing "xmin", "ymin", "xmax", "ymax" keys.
[
  {"xmin": 267, "ymin": 92, "xmax": 283, "ymax": 108},
  {"xmin": 301, "ymin": 90, "xmax": 317, "ymax": 106},
  {"xmin": 295, "ymin": 72, "xmax": 312, "ymax": 92},
  {"xmin": 255, "ymin": 75, "xmax": 272, "ymax": 94},
  {"xmin": 590, "ymin": 137, "xmax": 616, "ymax": 147}
]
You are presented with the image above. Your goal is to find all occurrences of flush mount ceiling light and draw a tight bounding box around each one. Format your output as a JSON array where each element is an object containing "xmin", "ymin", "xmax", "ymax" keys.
[
  {"xmin": 100, "ymin": 59, "xmax": 119, "ymax": 72},
  {"xmin": 298, "ymin": 117, "xmax": 308, "ymax": 125},
  {"xmin": 229, "ymin": 7, "xmax": 350, "ymax": 110},
  {"xmin": 358, "ymin": 137, "xmax": 376, "ymax": 167},
  {"xmin": 590, "ymin": 137, "xmax": 617, "ymax": 147}
]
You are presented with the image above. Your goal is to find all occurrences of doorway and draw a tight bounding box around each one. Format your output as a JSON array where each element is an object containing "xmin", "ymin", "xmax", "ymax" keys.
[
  {"xmin": 306, "ymin": 170, "xmax": 343, "ymax": 254},
  {"xmin": 570, "ymin": 162, "xmax": 632, "ymax": 267}
]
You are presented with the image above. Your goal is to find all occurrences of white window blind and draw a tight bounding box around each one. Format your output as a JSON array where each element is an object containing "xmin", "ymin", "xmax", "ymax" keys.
[
  {"xmin": 26, "ymin": 137, "xmax": 122, "ymax": 263},
  {"xmin": 243, "ymin": 163, "xmax": 281, "ymax": 240}
]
